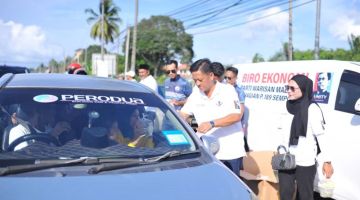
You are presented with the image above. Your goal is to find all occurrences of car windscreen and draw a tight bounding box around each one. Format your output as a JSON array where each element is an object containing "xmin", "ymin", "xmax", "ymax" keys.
[{"xmin": 0, "ymin": 88, "xmax": 197, "ymax": 162}]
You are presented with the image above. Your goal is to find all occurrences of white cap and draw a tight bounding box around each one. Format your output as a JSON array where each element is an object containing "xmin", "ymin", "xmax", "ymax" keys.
[{"xmin": 126, "ymin": 70, "xmax": 135, "ymax": 77}]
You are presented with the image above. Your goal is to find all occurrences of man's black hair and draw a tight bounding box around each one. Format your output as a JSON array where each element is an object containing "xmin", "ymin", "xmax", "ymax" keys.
[
  {"xmin": 211, "ymin": 62, "xmax": 225, "ymax": 78},
  {"xmin": 168, "ymin": 60, "xmax": 178, "ymax": 68},
  {"xmin": 138, "ymin": 64, "xmax": 150, "ymax": 70},
  {"xmin": 190, "ymin": 58, "xmax": 212, "ymax": 74},
  {"xmin": 225, "ymin": 66, "xmax": 238, "ymax": 76},
  {"xmin": 319, "ymin": 72, "xmax": 331, "ymax": 80}
]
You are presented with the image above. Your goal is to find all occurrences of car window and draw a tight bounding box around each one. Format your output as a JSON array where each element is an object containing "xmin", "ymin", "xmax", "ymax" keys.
[
  {"xmin": 335, "ymin": 70, "xmax": 360, "ymax": 114},
  {"xmin": 0, "ymin": 88, "xmax": 197, "ymax": 162}
]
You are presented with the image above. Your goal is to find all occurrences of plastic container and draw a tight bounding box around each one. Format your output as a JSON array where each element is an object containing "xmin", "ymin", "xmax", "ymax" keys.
[{"xmin": 318, "ymin": 178, "xmax": 335, "ymax": 198}]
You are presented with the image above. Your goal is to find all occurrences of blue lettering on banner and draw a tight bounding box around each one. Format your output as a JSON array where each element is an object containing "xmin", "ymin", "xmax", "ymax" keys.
[{"xmin": 241, "ymin": 84, "xmax": 288, "ymax": 101}]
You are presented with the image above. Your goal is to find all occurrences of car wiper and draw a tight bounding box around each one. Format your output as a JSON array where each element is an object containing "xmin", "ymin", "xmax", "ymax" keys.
[
  {"xmin": 0, "ymin": 150, "xmax": 200, "ymax": 176},
  {"xmin": 88, "ymin": 150, "xmax": 201, "ymax": 174},
  {"xmin": 0, "ymin": 157, "xmax": 141, "ymax": 176}
]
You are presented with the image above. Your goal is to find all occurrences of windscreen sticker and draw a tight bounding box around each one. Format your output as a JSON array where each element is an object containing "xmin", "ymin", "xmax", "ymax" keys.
[
  {"xmin": 60, "ymin": 94, "xmax": 145, "ymax": 105},
  {"xmin": 162, "ymin": 130, "xmax": 189, "ymax": 145},
  {"xmin": 33, "ymin": 94, "xmax": 58, "ymax": 103}
]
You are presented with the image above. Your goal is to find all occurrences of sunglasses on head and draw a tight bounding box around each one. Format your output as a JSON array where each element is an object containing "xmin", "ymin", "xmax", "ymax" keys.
[
  {"xmin": 166, "ymin": 69, "xmax": 176, "ymax": 74},
  {"xmin": 224, "ymin": 76, "xmax": 232, "ymax": 81},
  {"xmin": 285, "ymin": 85, "xmax": 299, "ymax": 92}
]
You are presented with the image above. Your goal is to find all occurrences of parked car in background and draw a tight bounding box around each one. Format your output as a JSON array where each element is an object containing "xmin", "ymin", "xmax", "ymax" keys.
[
  {"xmin": 0, "ymin": 65, "xmax": 30, "ymax": 77},
  {"xmin": 0, "ymin": 73, "xmax": 255, "ymax": 200}
]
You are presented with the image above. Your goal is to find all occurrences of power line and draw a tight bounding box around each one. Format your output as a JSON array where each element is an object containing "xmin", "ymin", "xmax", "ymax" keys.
[
  {"xmin": 186, "ymin": 0, "xmax": 243, "ymax": 28},
  {"xmin": 186, "ymin": 0, "xmax": 315, "ymax": 35},
  {"xmin": 185, "ymin": 0, "xmax": 290, "ymax": 29},
  {"xmin": 166, "ymin": 0, "xmax": 213, "ymax": 16},
  {"xmin": 172, "ymin": 0, "xmax": 235, "ymax": 22}
]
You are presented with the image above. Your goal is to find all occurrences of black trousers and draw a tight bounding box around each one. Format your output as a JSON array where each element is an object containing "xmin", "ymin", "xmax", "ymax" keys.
[{"xmin": 278, "ymin": 164, "xmax": 317, "ymax": 200}]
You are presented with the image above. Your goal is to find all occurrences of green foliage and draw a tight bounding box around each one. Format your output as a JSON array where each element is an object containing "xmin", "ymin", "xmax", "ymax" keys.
[
  {"xmin": 293, "ymin": 49, "xmax": 313, "ymax": 60},
  {"xmin": 268, "ymin": 51, "xmax": 286, "ymax": 61},
  {"xmin": 48, "ymin": 58, "xmax": 61, "ymax": 73},
  {"xmin": 85, "ymin": 0, "xmax": 122, "ymax": 44},
  {"xmin": 265, "ymin": 36, "xmax": 360, "ymax": 62},
  {"xmin": 156, "ymin": 74, "xmax": 167, "ymax": 85},
  {"xmin": 252, "ymin": 53, "xmax": 265, "ymax": 63},
  {"xmin": 116, "ymin": 54, "xmax": 125, "ymax": 74},
  {"xmin": 348, "ymin": 34, "xmax": 360, "ymax": 54},
  {"xmin": 34, "ymin": 63, "xmax": 47, "ymax": 73},
  {"xmin": 125, "ymin": 15, "xmax": 194, "ymax": 76},
  {"xmin": 81, "ymin": 45, "xmax": 103, "ymax": 73}
]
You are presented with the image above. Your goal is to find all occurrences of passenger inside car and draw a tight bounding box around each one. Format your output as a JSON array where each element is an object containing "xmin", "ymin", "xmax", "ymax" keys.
[{"xmin": 108, "ymin": 107, "xmax": 154, "ymax": 148}]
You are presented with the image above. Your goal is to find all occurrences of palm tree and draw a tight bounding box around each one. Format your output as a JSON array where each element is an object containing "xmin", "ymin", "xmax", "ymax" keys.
[
  {"xmin": 252, "ymin": 53, "xmax": 265, "ymax": 63},
  {"xmin": 348, "ymin": 34, "xmax": 360, "ymax": 55},
  {"xmin": 85, "ymin": 0, "xmax": 122, "ymax": 56}
]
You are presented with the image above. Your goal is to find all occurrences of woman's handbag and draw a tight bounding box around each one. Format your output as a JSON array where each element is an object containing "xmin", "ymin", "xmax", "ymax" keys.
[{"xmin": 271, "ymin": 145, "xmax": 296, "ymax": 170}]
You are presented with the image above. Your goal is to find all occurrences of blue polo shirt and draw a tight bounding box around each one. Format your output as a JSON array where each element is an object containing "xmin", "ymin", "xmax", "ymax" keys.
[
  {"xmin": 234, "ymin": 84, "xmax": 245, "ymax": 104},
  {"xmin": 164, "ymin": 75, "xmax": 192, "ymax": 110}
]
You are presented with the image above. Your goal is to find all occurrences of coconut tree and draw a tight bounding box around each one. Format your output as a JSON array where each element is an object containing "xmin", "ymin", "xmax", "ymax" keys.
[
  {"xmin": 85, "ymin": 0, "xmax": 122, "ymax": 57},
  {"xmin": 348, "ymin": 34, "xmax": 360, "ymax": 55}
]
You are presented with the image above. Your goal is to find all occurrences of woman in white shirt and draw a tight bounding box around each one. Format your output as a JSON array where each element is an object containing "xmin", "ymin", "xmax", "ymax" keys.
[{"xmin": 279, "ymin": 74, "xmax": 334, "ymax": 200}]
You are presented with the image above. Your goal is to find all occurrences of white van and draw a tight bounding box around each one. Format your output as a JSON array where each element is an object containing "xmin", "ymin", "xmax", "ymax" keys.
[{"xmin": 234, "ymin": 60, "xmax": 360, "ymax": 200}]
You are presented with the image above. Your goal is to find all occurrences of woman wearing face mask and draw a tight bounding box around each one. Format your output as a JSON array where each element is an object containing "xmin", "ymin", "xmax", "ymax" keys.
[{"xmin": 279, "ymin": 74, "xmax": 334, "ymax": 200}]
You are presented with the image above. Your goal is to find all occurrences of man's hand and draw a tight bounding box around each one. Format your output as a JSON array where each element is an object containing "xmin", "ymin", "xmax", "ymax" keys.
[
  {"xmin": 51, "ymin": 121, "xmax": 71, "ymax": 137},
  {"xmin": 197, "ymin": 121, "xmax": 213, "ymax": 133}
]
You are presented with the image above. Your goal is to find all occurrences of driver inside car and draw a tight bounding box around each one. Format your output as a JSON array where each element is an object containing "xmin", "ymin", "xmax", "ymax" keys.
[{"xmin": 8, "ymin": 104, "xmax": 72, "ymax": 151}]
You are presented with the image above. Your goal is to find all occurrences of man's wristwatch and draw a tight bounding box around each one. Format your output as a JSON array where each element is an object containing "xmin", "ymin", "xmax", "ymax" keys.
[{"xmin": 209, "ymin": 120, "xmax": 215, "ymax": 128}]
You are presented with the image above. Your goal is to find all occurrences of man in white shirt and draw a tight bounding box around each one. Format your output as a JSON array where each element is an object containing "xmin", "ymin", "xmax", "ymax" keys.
[
  {"xmin": 180, "ymin": 58, "xmax": 246, "ymax": 176},
  {"xmin": 138, "ymin": 64, "xmax": 158, "ymax": 93},
  {"xmin": 8, "ymin": 105, "xmax": 71, "ymax": 151}
]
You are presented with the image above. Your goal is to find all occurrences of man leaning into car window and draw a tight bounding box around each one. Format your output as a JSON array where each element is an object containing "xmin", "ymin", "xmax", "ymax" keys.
[
  {"xmin": 8, "ymin": 104, "xmax": 71, "ymax": 151},
  {"xmin": 180, "ymin": 59, "xmax": 246, "ymax": 176}
]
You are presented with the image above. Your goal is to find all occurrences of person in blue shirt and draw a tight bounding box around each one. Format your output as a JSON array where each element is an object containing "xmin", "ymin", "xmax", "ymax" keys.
[
  {"xmin": 225, "ymin": 66, "xmax": 249, "ymax": 151},
  {"xmin": 164, "ymin": 60, "xmax": 192, "ymax": 111},
  {"xmin": 211, "ymin": 62, "xmax": 225, "ymax": 82}
]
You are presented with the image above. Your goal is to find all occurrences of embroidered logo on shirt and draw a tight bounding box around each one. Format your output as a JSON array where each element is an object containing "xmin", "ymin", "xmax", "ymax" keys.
[
  {"xmin": 216, "ymin": 101, "xmax": 223, "ymax": 106},
  {"xmin": 175, "ymin": 86, "xmax": 181, "ymax": 92},
  {"xmin": 234, "ymin": 100, "xmax": 240, "ymax": 109}
]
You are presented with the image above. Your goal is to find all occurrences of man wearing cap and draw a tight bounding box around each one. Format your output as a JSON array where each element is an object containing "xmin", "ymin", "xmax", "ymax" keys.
[
  {"xmin": 67, "ymin": 63, "xmax": 87, "ymax": 75},
  {"xmin": 164, "ymin": 60, "xmax": 192, "ymax": 111},
  {"xmin": 125, "ymin": 71, "xmax": 136, "ymax": 82},
  {"xmin": 138, "ymin": 64, "xmax": 158, "ymax": 93}
]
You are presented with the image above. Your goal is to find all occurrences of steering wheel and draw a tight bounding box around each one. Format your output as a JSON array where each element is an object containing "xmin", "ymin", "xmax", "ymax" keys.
[{"xmin": 6, "ymin": 133, "xmax": 60, "ymax": 152}]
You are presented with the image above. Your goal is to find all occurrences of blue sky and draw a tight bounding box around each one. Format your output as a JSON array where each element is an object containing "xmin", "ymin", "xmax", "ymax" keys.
[{"xmin": 0, "ymin": 0, "xmax": 360, "ymax": 68}]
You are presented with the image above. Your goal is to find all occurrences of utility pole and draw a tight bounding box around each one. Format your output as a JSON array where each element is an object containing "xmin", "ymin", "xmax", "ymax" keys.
[
  {"xmin": 101, "ymin": 0, "xmax": 105, "ymax": 60},
  {"xmin": 124, "ymin": 27, "xmax": 131, "ymax": 74},
  {"xmin": 288, "ymin": 0, "xmax": 293, "ymax": 61},
  {"xmin": 314, "ymin": 0, "xmax": 321, "ymax": 60},
  {"xmin": 84, "ymin": 47, "xmax": 87, "ymax": 69},
  {"xmin": 130, "ymin": 0, "xmax": 138, "ymax": 71}
]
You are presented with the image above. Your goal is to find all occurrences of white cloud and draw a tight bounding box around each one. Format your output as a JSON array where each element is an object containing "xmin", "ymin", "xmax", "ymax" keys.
[
  {"xmin": 0, "ymin": 20, "xmax": 63, "ymax": 64},
  {"xmin": 240, "ymin": 7, "xmax": 288, "ymax": 39},
  {"xmin": 329, "ymin": 15, "xmax": 360, "ymax": 40}
]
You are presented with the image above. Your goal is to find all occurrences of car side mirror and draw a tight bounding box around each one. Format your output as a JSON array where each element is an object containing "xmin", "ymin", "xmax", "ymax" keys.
[
  {"xmin": 355, "ymin": 98, "xmax": 360, "ymax": 114},
  {"xmin": 201, "ymin": 135, "xmax": 220, "ymax": 155}
]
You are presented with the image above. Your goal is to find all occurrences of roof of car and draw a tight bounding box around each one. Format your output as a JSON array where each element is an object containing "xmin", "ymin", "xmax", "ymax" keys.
[{"xmin": 0, "ymin": 73, "xmax": 152, "ymax": 93}]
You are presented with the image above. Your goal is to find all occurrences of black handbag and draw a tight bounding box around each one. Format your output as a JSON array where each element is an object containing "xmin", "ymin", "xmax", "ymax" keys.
[{"xmin": 271, "ymin": 145, "xmax": 296, "ymax": 170}]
